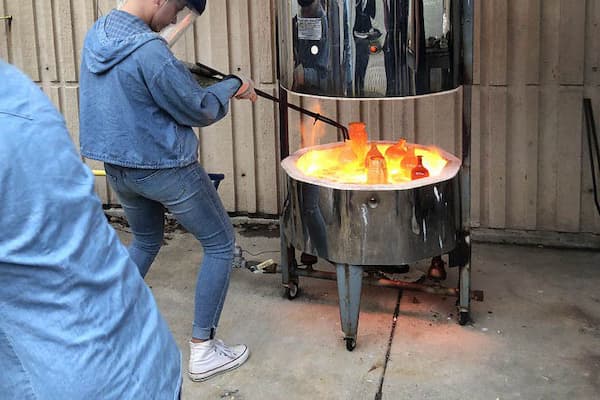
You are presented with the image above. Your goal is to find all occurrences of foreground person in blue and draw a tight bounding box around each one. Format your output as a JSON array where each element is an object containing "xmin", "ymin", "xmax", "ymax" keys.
[
  {"xmin": 79, "ymin": 0, "xmax": 255, "ymax": 381},
  {"xmin": 0, "ymin": 61, "xmax": 182, "ymax": 399}
]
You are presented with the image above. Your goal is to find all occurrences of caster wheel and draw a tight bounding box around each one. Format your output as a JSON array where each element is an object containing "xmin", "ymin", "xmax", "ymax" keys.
[
  {"xmin": 345, "ymin": 338, "xmax": 356, "ymax": 351},
  {"xmin": 284, "ymin": 282, "xmax": 299, "ymax": 300},
  {"xmin": 427, "ymin": 256, "xmax": 447, "ymax": 281},
  {"xmin": 458, "ymin": 310, "xmax": 470, "ymax": 326}
]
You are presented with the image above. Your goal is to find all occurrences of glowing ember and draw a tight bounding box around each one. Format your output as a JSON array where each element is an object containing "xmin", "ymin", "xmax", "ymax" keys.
[{"xmin": 296, "ymin": 139, "xmax": 448, "ymax": 185}]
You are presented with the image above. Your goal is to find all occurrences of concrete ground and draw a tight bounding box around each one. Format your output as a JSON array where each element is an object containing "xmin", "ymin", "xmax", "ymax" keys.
[{"xmin": 115, "ymin": 223, "xmax": 600, "ymax": 400}]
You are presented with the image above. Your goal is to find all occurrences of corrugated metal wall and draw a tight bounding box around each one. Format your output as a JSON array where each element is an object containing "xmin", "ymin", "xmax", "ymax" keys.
[{"xmin": 1, "ymin": 0, "xmax": 599, "ymax": 235}]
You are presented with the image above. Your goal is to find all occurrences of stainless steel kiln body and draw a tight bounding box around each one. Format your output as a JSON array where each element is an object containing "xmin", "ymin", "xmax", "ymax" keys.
[{"xmin": 281, "ymin": 175, "xmax": 459, "ymax": 266}]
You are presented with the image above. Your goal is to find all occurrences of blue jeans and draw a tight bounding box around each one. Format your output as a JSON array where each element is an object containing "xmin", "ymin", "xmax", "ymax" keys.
[{"xmin": 104, "ymin": 162, "xmax": 235, "ymax": 340}]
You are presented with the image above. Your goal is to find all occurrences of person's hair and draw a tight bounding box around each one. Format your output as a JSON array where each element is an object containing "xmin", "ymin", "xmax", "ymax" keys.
[{"xmin": 117, "ymin": 0, "xmax": 128, "ymax": 9}]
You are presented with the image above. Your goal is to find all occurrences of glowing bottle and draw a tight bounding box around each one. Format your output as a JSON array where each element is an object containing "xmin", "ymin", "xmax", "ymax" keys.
[
  {"xmin": 365, "ymin": 143, "xmax": 388, "ymax": 184},
  {"xmin": 384, "ymin": 138, "xmax": 408, "ymax": 173},
  {"xmin": 400, "ymin": 147, "xmax": 419, "ymax": 171},
  {"xmin": 410, "ymin": 155, "xmax": 430, "ymax": 180},
  {"xmin": 384, "ymin": 138, "xmax": 408, "ymax": 160},
  {"xmin": 348, "ymin": 122, "xmax": 368, "ymax": 160}
]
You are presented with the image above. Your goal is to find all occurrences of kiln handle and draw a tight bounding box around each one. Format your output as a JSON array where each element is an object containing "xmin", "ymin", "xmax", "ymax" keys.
[{"xmin": 191, "ymin": 62, "xmax": 349, "ymax": 141}]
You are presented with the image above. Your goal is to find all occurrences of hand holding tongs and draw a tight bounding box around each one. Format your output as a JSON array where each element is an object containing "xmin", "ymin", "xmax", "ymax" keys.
[{"xmin": 187, "ymin": 62, "xmax": 349, "ymax": 141}]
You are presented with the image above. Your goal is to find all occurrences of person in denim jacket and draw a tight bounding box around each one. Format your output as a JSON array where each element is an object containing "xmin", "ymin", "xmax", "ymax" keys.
[
  {"xmin": 79, "ymin": 0, "xmax": 255, "ymax": 382},
  {"xmin": 0, "ymin": 60, "xmax": 182, "ymax": 400}
]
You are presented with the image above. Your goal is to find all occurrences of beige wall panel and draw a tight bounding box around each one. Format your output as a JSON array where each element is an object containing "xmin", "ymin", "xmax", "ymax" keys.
[
  {"xmin": 477, "ymin": 86, "xmax": 490, "ymax": 227},
  {"xmin": 470, "ymin": 86, "xmax": 481, "ymax": 228},
  {"xmin": 71, "ymin": 1, "xmax": 97, "ymax": 75},
  {"xmin": 536, "ymin": 86, "xmax": 559, "ymax": 230},
  {"xmin": 253, "ymin": 86, "xmax": 279, "ymax": 215},
  {"xmin": 228, "ymin": 0, "xmax": 257, "ymax": 213},
  {"xmin": 34, "ymin": 0, "xmax": 57, "ymax": 82},
  {"xmin": 97, "ymin": 0, "xmax": 117, "ymax": 17},
  {"xmin": 202, "ymin": 1, "xmax": 229, "ymax": 72},
  {"xmin": 488, "ymin": 86, "xmax": 508, "ymax": 228},
  {"xmin": 584, "ymin": 0, "xmax": 600, "ymax": 86},
  {"xmin": 480, "ymin": 0, "xmax": 507, "ymax": 86},
  {"xmin": 194, "ymin": 4, "xmax": 213, "ymax": 66},
  {"xmin": 506, "ymin": 85, "xmax": 539, "ymax": 230},
  {"xmin": 555, "ymin": 87, "xmax": 583, "ymax": 232},
  {"xmin": 171, "ymin": 23, "xmax": 196, "ymax": 62},
  {"xmin": 523, "ymin": 86, "xmax": 541, "ymax": 230},
  {"xmin": 227, "ymin": 0, "xmax": 252, "ymax": 76},
  {"xmin": 480, "ymin": 86, "xmax": 508, "ymax": 228},
  {"xmin": 584, "ymin": 1, "xmax": 600, "ymax": 86},
  {"xmin": 200, "ymin": 117, "xmax": 236, "ymax": 211},
  {"xmin": 54, "ymin": 0, "xmax": 77, "ymax": 82},
  {"xmin": 0, "ymin": 1, "xmax": 9, "ymax": 60},
  {"xmin": 232, "ymin": 99, "xmax": 258, "ymax": 214},
  {"xmin": 507, "ymin": 0, "xmax": 540, "ymax": 85},
  {"xmin": 6, "ymin": 0, "xmax": 39, "ymax": 80},
  {"xmin": 198, "ymin": 2, "xmax": 236, "ymax": 211},
  {"xmin": 250, "ymin": 0, "xmax": 275, "ymax": 84},
  {"xmin": 471, "ymin": 0, "xmax": 480, "ymax": 86},
  {"xmin": 558, "ymin": 0, "xmax": 585, "ymax": 85},
  {"xmin": 62, "ymin": 86, "xmax": 80, "ymax": 148},
  {"xmin": 42, "ymin": 85, "xmax": 60, "ymax": 111},
  {"xmin": 539, "ymin": 0, "xmax": 560, "ymax": 84}
]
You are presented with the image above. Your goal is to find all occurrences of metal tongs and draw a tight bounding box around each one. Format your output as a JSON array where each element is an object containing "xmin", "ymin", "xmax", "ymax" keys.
[{"xmin": 187, "ymin": 62, "xmax": 349, "ymax": 141}]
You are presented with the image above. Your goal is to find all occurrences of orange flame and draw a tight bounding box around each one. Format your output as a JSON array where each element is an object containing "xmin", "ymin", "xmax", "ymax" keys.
[
  {"xmin": 301, "ymin": 104, "xmax": 324, "ymax": 148},
  {"xmin": 296, "ymin": 140, "xmax": 448, "ymax": 185}
]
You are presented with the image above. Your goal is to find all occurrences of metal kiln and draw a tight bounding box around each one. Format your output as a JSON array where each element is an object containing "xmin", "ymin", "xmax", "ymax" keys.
[
  {"xmin": 276, "ymin": 0, "xmax": 481, "ymax": 350},
  {"xmin": 281, "ymin": 142, "xmax": 462, "ymax": 265}
]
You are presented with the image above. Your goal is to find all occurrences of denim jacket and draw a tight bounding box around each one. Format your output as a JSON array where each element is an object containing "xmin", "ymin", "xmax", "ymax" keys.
[
  {"xmin": 0, "ymin": 60, "xmax": 181, "ymax": 399},
  {"xmin": 79, "ymin": 10, "xmax": 241, "ymax": 168}
]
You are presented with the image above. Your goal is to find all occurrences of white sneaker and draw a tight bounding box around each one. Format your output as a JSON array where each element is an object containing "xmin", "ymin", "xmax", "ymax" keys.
[{"xmin": 188, "ymin": 339, "xmax": 250, "ymax": 382}]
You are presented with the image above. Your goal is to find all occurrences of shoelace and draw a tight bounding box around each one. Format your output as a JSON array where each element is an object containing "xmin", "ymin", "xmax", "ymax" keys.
[{"xmin": 213, "ymin": 339, "xmax": 238, "ymax": 358}]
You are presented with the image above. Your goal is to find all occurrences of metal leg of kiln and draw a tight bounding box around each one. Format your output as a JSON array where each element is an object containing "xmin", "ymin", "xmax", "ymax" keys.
[
  {"xmin": 335, "ymin": 264, "xmax": 363, "ymax": 351},
  {"xmin": 280, "ymin": 227, "xmax": 299, "ymax": 299},
  {"xmin": 457, "ymin": 234, "xmax": 472, "ymax": 325}
]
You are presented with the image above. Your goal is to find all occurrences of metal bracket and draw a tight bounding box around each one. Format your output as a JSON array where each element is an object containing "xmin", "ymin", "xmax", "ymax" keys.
[{"xmin": 1, "ymin": 15, "xmax": 12, "ymax": 28}]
